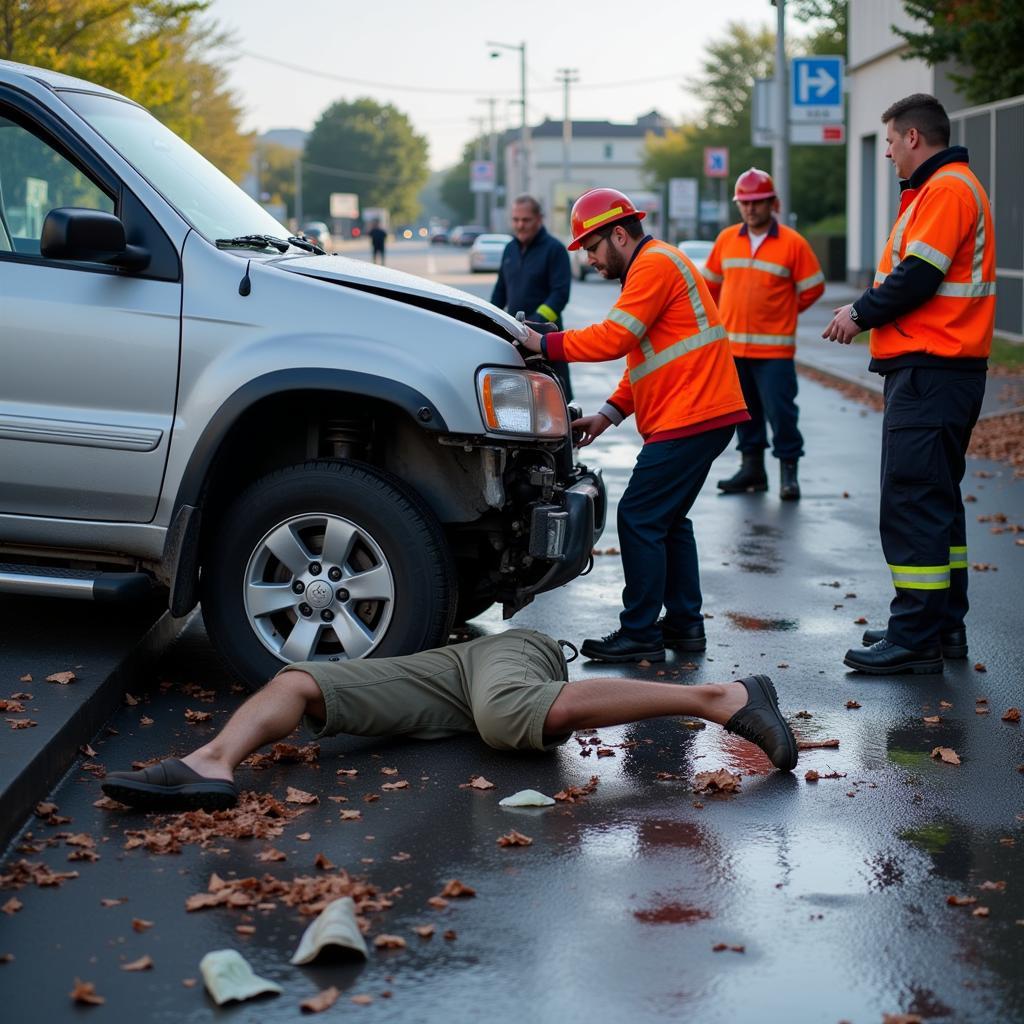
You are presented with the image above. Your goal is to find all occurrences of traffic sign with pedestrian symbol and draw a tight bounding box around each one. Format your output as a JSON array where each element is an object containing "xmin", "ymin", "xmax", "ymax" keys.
[{"xmin": 790, "ymin": 56, "xmax": 844, "ymax": 123}]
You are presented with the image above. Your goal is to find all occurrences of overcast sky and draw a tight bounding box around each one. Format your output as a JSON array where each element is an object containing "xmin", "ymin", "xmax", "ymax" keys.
[{"xmin": 208, "ymin": 0, "xmax": 785, "ymax": 169}]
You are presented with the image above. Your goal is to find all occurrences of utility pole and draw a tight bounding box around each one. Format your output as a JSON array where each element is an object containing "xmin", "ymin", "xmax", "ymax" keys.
[
  {"xmin": 555, "ymin": 68, "xmax": 579, "ymax": 187},
  {"xmin": 472, "ymin": 117, "xmax": 487, "ymax": 227},
  {"xmin": 487, "ymin": 40, "xmax": 529, "ymax": 195},
  {"xmin": 477, "ymin": 97, "xmax": 498, "ymax": 229},
  {"xmin": 771, "ymin": 0, "xmax": 790, "ymax": 221}
]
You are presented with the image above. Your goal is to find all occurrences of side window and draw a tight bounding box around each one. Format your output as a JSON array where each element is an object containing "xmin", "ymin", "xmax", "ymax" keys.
[{"xmin": 0, "ymin": 114, "xmax": 114, "ymax": 258}]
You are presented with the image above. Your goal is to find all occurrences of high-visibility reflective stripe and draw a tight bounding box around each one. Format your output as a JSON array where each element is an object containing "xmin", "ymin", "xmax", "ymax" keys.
[
  {"xmin": 721, "ymin": 257, "xmax": 792, "ymax": 278},
  {"xmin": 888, "ymin": 563, "xmax": 951, "ymax": 590},
  {"xmin": 890, "ymin": 203, "xmax": 915, "ymax": 271},
  {"xmin": 937, "ymin": 281, "xmax": 996, "ymax": 297},
  {"xmin": 608, "ymin": 307, "xmax": 647, "ymax": 339},
  {"xmin": 935, "ymin": 169, "xmax": 987, "ymax": 282},
  {"xmin": 629, "ymin": 325, "xmax": 728, "ymax": 384},
  {"xmin": 905, "ymin": 240, "xmax": 952, "ymax": 273},
  {"xmin": 582, "ymin": 206, "xmax": 623, "ymax": 230},
  {"xmin": 796, "ymin": 271, "xmax": 825, "ymax": 292},
  {"xmin": 649, "ymin": 246, "xmax": 715, "ymax": 333},
  {"xmin": 949, "ymin": 545, "xmax": 968, "ymax": 569},
  {"xmin": 701, "ymin": 267, "xmax": 724, "ymax": 283},
  {"xmin": 873, "ymin": 272, "xmax": 995, "ymax": 299},
  {"xmin": 536, "ymin": 303, "xmax": 558, "ymax": 323},
  {"xmin": 729, "ymin": 332, "xmax": 796, "ymax": 346}
]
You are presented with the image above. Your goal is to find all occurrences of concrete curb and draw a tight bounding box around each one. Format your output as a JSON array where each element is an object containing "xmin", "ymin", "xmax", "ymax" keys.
[{"xmin": 0, "ymin": 609, "xmax": 190, "ymax": 854}]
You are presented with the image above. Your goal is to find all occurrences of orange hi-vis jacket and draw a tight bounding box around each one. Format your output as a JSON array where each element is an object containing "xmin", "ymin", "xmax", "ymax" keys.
[
  {"xmin": 870, "ymin": 161, "xmax": 995, "ymax": 360},
  {"xmin": 702, "ymin": 221, "xmax": 825, "ymax": 359},
  {"xmin": 544, "ymin": 239, "xmax": 748, "ymax": 443}
]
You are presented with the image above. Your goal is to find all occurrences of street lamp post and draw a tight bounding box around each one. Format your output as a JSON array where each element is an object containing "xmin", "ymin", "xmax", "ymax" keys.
[
  {"xmin": 487, "ymin": 40, "xmax": 529, "ymax": 195},
  {"xmin": 771, "ymin": 0, "xmax": 790, "ymax": 221}
]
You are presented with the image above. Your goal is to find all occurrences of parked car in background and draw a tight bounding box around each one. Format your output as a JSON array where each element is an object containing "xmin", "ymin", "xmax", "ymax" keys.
[
  {"xmin": 469, "ymin": 233, "xmax": 512, "ymax": 273},
  {"xmin": 450, "ymin": 224, "xmax": 487, "ymax": 247},
  {"xmin": 676, "ymin": 239, "xmax": 714, "ymax": 274},
  {"xmin": 301, "ymin": 221, "xmax": 333, "ymax": 251},
  {"xmin": 429, "ymin": 227, "xmax": 449, "ymax": 245}
]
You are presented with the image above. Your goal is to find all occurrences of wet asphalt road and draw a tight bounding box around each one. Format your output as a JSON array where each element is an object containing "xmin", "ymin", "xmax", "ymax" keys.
[{"xmin": 1, "ymin": 244, "xmax": 1022, "ymax": 1023}]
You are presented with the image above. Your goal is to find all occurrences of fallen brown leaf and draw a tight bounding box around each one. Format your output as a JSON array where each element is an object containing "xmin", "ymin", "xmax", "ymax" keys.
[
  {"xmin": 99, "ymin": 898, "xmax": 126, "ymax": 908},
  {"xmin": 853, "ymin": 617, "xmax": 868, "ymax": 625},
  {"xmin": 946, "ymin": 894, "xmax": 977, "ymax": 906},
  {"xmin": 373, "ymin": 934, "xmax": 406, "ymax": 949},
  {"xmin": 2, "ymin": 898, "xmax": 23, "ymax": 915},
  {"xmin": 235, "ymin": 924, "xmax": 256, "ymax": 935},
  {"xmin": 380, "ymin": 767, "xmax": 399, "ymax": 776},
  {"xmin": 693, "ymin": 769, "xmax": 741, "ymax": 794},
  {"xmin": 381, "ymin": 780, "xmax": 409, "ymax": 791},
  {"xmin": 974, "ymin": 662, "xmax": 987, "ymax": 672},
  {"xmin": 6, "ymin": 719, "xmax": 36, "ymax": 730},
  {"xmin": 553, "ymin": 775, "xmax": 600, "ymax": 802},
  {"xmin": 285, "ymin": 787, "xmax": 318, "ymax": 805},
  {"xmin": 336, "ymin": 768, "xmax": 358, "ymax": 777},
  {"xmin": 443, "ymin": 929, "xmax": 457, "ymax": 941},
  {"xmin": 845, "ymin": 700, "xmax": 861, "ymax": 709},
  {"xmin": 300, "ymin": 986, "xmax": 340, "ymax": 1013},
  {"xmin": 139, "ymin": 715, "xmax": 154, "ymax": 726},
  {"xmin": 70, "ymin": 979, "xmax": 104, "ymax": 1005},
  {"xmin": 351, "ymin": 994, "xmax": 373, "ymax": 1005},
  {"xmin": 461, "ymin": 775, "xmax": 495, "ymax": 790},
  {"xmin": 972, "ymin": 906, "xmax": 990, "ymax": 918},
  {"xmin": 1002, "ymin": 707, "xmax": 1021, "ymax": 723},
  {"xmin": 257, "ymin": 847, "xmax": 287, "ymax": 862},
  {"xmin": 184, "ymin": 709, "xmax": 211, "ymax": 723},
  {"xmin": 120, "ymin": 955, "xmax": 153, "ymax": 972},
  {"xmin": 711, "ymin": 943, "xmax": 745, "ymax": 953},
  {"xmin": 412, "ymin": 924, "xmax": 435, "ymax": 939},
  {"xmin": 497, "ymin": 830, "xmax": 533, "ymax": 847},
  {"xmin": 314, "ymin": 853, "xmax": 335, "ymax": 870},
  {"xmin": 427, "ymin": 896, "xmax": 449, "ymax": 909},
  {"xmin": 339, "ymin": 810, "xmax": 362, "ymax": 821},
  {"xmin": 796, "ymin": 739, "xmax": 840, "ymax": 750},
  {"xmin": 931, "ymin": 746, "xmax": 961, "ymax": 765},
  {"xmin": 440, "ymin": 879, "xmax": 476, "ymax": 898},
  {"xmin": 939, "ymin": 700, "xmax": 953, "ymax": 709},
  {"xmin": 804, "ymin": 770, "xmax": 819, "ymax": 782},
  {"xmin": 922, "ymin": 715, "xmax": 942, "ymax": 724},
  {"xmin": 978, "ymin": 880, "xmax": 1006, "ymax": 891},
  {"xmin": 131, "ymin": 918, "xmax": 153, "ymax": 932},
  {"xmin": 46, "ymin": 671, "xmax": 76, "ymax": 685},
  {"xmin": 882, "ymin": 1015, "xmax": 923, "ymax": 1024}
]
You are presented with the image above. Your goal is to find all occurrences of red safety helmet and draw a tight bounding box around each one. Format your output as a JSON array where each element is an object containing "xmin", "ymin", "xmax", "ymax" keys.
[
  {"xmin": 733, "ymin": 167, "xmax": 777, "ymax": 202},
  {"xmin": 567, "ymin": 187, "xmax": 646, "ymax": 251}
]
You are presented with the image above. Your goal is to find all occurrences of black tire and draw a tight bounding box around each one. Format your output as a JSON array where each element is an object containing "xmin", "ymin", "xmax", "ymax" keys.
[{"xmin": 201, "ymin": 460, "xmax": 455, "ymax": 688}]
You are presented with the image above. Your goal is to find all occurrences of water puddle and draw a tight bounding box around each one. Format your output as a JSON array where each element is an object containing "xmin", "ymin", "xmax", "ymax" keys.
[{"xmin": 724, "ymin": 612, "xmax": 799, "ymax": 632}]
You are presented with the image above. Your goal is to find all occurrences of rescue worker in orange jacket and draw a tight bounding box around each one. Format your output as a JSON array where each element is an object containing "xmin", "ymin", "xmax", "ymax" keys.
[
  {"xmin": 520, "ymin": 188, "xmax": 749, "ymax": 663},
  {"xmin": 704, "ymin": 168, "xmax": 825, "ymax": 500},
  {"xmin": 823, "ymin": 94, "xmax": 994, "ymax": 675}
]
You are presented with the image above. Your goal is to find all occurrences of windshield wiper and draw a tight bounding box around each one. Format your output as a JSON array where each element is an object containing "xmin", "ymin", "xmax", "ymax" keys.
[
  {"xmin": 287, "ymin": 235, "xmax": 326, "ymax": 255},
  {"xmin": 215, "ymin": 234, "xmax": 292, "ymax": 253}
]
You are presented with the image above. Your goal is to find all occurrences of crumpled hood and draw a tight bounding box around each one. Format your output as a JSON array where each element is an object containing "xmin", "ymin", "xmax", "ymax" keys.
[{"xmin": 270, "ymin": 253, "xmax": 528, "ymax": 342}]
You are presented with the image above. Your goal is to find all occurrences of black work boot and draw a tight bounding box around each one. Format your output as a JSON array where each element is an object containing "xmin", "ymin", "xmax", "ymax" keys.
[
  {"xmin": 843, "ymin": 639, "xmax": 943, "ymax": 675},
  {"xmin": 717, "ymin": 452, "xmax": 768, "ymax": 494},
  {"xmin": 780, "ymin": 460, "xmax": 800, "ymax": 501},
  {"xmin": 861, "ymin": 626, "xmax": 968, "ymax": 660},
  {"xmin": 580, "ymin": 629, "xmax": 665, "ymax": 664},
  {"xmin": 658, "ymin": 618, "xmax": 707, "ymax": 652}
]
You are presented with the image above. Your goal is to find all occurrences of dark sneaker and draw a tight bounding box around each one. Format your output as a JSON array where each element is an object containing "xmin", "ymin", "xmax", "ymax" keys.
[
  {"xmin": 843, "ymin": 639, "xmax": 943, "ymax": 675},
  {"xmin": 580, "ymin": 629, "xmax": 665, "ymax": 664},
  {"xmin": 861, "ymin": 626, "xmax": 967, "ymax": 660},
  {"xmin": 658, "ymin": 618, "xmax": 707, "ymax": 652},
  {"xmin": 102, "ymin": 758, "xmax": 238, "ymax": 812},
  {"xmin": 724, "ymin": 674, "xmax": 798, "ymax": 771}
]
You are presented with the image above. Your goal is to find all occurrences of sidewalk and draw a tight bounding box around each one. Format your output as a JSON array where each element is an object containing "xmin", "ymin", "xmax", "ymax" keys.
[{"xmin": 795, "ymin": 283, "xmax": 1024, "ymax": 420}]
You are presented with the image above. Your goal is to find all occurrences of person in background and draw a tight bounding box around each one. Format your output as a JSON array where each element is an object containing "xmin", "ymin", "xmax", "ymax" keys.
[
  {"xmin": 822, "ymin": 94, "xmax": 994, "ymax": 675},
  {"xmin": 492, "ymin": 194, "xmax": 573, "ymax": 399},
  {"xmin": 704, "ymin": 168, "xmax": 825, "ymax": 501},
  {"xmin": 369, "ymin": 221, "xmax": 387, "ymax": 265}
]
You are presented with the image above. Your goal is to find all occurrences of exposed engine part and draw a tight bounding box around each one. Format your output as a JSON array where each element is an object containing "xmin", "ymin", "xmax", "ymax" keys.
[{"xmin": 481, "ymin": 448, "xmax": 506, "ymax": 509}]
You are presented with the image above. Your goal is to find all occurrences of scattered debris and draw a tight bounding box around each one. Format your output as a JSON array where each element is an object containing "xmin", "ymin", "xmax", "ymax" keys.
[
  {"xmin": 497, "ymin": 831, "xmax": 533, "ymax": 847},
  {"xmin": 69, "ymin": 979, "xmax": 104, "ymax": 1005},
  {"xmin": 498, "ymin": 789, "xmax": 554, "ymax": 807},
  {"xmin": 300, "ymin": 986, "xmax": 340, "ymax": 1014},
  {"xmin": 120, "ymin": 955, "xmax": 153, "ymax": 972},
  {"xmin": 693, "ymin": 769, "xmax": 741, "ymax": 795},
  {"xmin": 931, "ymin": 747, "xmax": 961, "ymax": 765},
  {"xmin": 796, "ymin": 739, "xmax": 839, "ymax": 750},
  {"xmin": 199, "ymin": 949, "xmax": 282, "ymax": 1005},
  {"xmin": 46, "ymin": 671, "xmax": 76, "ymax": 685},
  {"xmin": 554, "ymin": 776, "xmax": 599, "ymax": 803},
  {"xmin": 290, "ymin": 897, "xmax": 368, "ymax": 963},
  {"xmin": 440, "ymin": 880, "xmax": 476, "ymax": 899}
]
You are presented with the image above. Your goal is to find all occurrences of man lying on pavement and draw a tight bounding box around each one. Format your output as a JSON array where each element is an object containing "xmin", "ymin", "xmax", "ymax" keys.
[{"xmin": 102, "ymin": 629, "xmax": 798, "ymax": 811}]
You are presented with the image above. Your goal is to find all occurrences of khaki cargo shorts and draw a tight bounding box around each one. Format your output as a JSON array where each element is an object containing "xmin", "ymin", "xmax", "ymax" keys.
[{"xmin": 286, "ymin": 628, "xmax": 571, "ymax": 752}]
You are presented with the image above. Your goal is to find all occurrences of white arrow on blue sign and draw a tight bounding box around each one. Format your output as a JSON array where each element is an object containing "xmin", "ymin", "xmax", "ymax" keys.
[{"xmin": 790, "ymin": 56, "xmax": 844, "ymax": 123}]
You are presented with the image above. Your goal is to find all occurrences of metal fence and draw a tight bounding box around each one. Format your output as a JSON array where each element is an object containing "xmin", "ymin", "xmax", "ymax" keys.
[{"xmin": 950, "ymin": 94, "xmax": 1024, "ymax": 340}]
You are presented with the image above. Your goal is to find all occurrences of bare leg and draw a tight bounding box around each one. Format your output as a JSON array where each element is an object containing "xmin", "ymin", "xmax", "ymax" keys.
[
  {"xmin": 180, "ymin": 671, "xmax": 325, "ymax": 782},
  {"xmin": 543, "ymin": 677, "xmax": 747, "ymax": 739}
]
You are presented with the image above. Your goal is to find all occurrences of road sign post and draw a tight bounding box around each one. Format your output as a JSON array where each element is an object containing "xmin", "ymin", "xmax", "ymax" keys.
[
  {"xmin": 790, "ymin": 56, "xmax": 844, "ymax": 123},
  {"xmin": 704, "ymin": 147, "xmax": 729, "ymax": 179}
]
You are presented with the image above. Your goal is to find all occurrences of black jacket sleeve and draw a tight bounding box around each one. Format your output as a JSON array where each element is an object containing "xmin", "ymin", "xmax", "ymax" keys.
[
  {"xmin": 536, "ymin": 242, "xmax": 571, "ymax": 321},
  {"xmin": 852, "ymin": 255, "xmax": 945, "ymax": 330}
]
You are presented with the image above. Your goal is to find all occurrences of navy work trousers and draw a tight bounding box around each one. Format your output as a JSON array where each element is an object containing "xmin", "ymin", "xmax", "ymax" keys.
[
  {"xmin": 733, "ymin": 356, "xmax": 804, "ymax": 461},
  {"xmin": 879, "ymin": 365, "xmax": 986, "ymax": 650},
  {"xmin": 618, "ymin": 425, "xmax": 734, "ymax": 642}
]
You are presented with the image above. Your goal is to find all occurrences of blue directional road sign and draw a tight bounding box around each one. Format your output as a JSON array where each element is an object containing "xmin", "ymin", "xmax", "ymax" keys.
[{"xmin": 790, "ymin": 56, "xmax": 844, "ymax": 123}]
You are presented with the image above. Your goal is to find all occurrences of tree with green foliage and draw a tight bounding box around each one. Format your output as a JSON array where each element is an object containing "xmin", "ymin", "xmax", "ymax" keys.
[
  {"xmin": 895, "ymin": 0, "xmax": 1024, "ymax": 105},
  {"xmin": 644, "ymin": 15, "xmax": 846, "ymax": 234},
  {"xmin": 0, "ymin": 1, "xmax": 253, "ymax": 180},
  {"xmin": 302, "ymin": 98, "xmax": 428, "ymax": 224}
]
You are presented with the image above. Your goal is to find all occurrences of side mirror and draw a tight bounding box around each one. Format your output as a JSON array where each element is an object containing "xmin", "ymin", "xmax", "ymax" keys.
[{"xmin": 40, "ymin": 208, "xmax": 149, "ymax": 271}]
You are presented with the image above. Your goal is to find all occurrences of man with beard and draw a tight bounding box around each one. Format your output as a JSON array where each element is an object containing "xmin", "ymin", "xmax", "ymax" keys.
[{"xmin": 519, "ymin": 188, "xmax": 748, "ymax": 664}]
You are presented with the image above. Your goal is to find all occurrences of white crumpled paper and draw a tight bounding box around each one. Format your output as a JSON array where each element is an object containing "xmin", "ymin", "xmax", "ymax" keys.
[
  {"xmin": 290, "ymin": 896, "xmax": 369, "ymax": 964},
  {"xmin": 498, "ymin": 788, "xmax": 555, "ymax": 807},
  {"xmin": 199, "ymin": 949, "xmax": 282, "ymax": 1005}
]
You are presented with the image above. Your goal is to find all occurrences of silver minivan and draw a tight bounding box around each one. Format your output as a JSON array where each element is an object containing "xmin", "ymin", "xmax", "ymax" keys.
[{"xmin": 0, "ymin": 60, "xmax": 605, "ymax": 686}]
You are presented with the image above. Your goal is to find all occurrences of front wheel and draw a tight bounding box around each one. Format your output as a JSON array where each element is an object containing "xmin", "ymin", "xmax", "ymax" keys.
[{"xmin": 201, "ymin": 460, "xmax": 455, "ymax": 688}]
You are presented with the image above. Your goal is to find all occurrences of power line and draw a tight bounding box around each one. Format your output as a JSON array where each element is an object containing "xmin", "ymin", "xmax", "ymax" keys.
[{"xmin": 234, "ymin": 48, "xmax": 686, "ymax": 98}]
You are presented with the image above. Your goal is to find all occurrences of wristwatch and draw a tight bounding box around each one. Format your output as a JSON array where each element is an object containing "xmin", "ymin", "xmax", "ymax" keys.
[{"xmin": 849, "ymin": 305, "xmax": 861, "ymax": 323}]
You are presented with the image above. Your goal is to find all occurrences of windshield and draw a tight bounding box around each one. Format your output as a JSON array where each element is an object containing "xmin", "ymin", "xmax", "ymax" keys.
[{"xmin": 61, "ymin": 91, "xmax": 289, "ymax": 243}]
